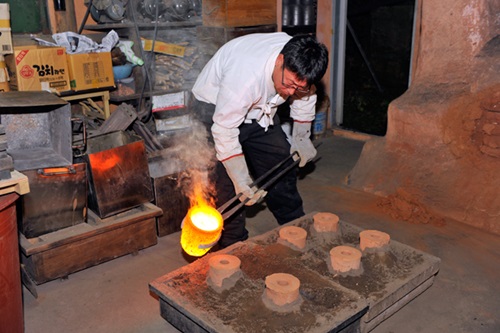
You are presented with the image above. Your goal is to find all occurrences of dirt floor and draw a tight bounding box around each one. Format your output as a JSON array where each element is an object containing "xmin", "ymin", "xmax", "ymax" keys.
[
  {"xmin": 376, "ymin": 188, "xmax": 446, "ymax": 226},
  {"xmin": 348, "ymin": 84, "xmax": 500, "ymax": 235},
  {"xmin": 22, "ymin": 134, "xmax": 500, "ymax": 333}
]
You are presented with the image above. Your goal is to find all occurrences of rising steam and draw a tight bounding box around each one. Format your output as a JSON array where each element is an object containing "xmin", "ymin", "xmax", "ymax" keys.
[{"xmin": 158, "ymin": 119, "xmax": 217, "ymax": 208}]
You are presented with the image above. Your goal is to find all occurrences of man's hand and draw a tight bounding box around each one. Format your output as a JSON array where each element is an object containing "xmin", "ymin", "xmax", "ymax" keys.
[
  {"xmin": 222, "ymin": 155, "xmax": 267, "ymax": 206},
  {"xmin": 290, "ymin": 121, "xmax": 317, "ymax": 167}
]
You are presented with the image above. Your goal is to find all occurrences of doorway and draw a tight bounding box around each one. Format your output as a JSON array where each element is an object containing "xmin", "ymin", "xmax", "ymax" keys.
[{"xmin": 334, "ymin": 0, "xmax": 416, "ymax": 136}]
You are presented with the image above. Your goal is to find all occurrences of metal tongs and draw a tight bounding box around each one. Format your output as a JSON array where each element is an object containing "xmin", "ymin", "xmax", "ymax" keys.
[{"xmin": 217, "ymin": 151, "xmax": 301, "ymax": 221}]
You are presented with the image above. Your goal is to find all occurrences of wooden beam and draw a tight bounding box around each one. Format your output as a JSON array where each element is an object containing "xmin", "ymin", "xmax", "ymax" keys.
[{"xmin": 46, "ymin": 0, "xmax": 77, "ymax": 33}]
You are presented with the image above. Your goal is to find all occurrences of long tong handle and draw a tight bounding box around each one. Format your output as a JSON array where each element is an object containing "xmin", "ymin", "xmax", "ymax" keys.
[
  {"xmin": 217, "ymin": 151, "xmax": 298, "ymax": 215},
  {"xmin": 220, "ymin": 158, "xmax": 301, "ymax": 221}
]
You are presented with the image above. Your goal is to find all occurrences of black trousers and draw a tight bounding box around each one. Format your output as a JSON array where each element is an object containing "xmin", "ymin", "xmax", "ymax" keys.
[{"xmin": 214, "ymin": 116, "xmax": 305, "ymax": 248}]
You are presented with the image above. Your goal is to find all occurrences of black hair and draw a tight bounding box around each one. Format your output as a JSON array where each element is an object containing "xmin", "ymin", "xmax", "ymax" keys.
[{"xmin": 280, "ymin": 35, "xmax": 329, "ymax": 86}]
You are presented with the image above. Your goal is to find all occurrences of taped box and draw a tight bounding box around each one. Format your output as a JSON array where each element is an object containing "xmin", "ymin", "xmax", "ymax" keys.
[
  {"xmin": 6, "ymin": 46, "xmax": 70, "ymax": 93},
  {"xmin": 0, "ymin": 28, "xmax": 12, "ymax": 54},
  {"xmin": 0, "ymin": 3, "xmax": 12, "ymax": 54},
  {"xmin": 66, "ymin": 52, "xmax": 114, "ymax": 91}
]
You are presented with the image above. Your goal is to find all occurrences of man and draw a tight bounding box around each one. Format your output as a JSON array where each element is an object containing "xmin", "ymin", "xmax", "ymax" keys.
[{"xmin": 192, "ymin": 32, "xmax": 328, "ymax": 248}]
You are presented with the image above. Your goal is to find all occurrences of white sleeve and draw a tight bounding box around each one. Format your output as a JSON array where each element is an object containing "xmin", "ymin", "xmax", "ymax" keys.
[
  {"xmin": 211, "ymin": 83, "xmax": 255, "ymax": 161},
  {"xmin": 289, "ymin": 93, "xmax": 317, "ymax": 122}
]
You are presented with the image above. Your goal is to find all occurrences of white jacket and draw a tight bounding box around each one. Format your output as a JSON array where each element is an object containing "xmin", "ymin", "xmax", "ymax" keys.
[{"xmin": 192, "ymin": 32, "xmax": 317, "ymax": 161}]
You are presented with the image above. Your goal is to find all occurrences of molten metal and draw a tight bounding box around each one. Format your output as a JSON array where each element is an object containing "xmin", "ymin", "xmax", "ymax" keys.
[{"xmin": 181, "ymin": 204, "xmax": 223, "ymax": 257}]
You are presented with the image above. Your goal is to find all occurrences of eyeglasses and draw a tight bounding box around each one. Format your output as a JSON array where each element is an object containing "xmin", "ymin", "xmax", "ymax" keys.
[{"xmin": 281, "ymin": 66, "xmax": 310, "ymax": 94}]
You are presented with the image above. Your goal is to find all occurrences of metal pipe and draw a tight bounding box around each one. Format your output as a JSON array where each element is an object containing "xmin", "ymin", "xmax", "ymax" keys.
[
  {"xmin": 77, "ymin": 0, "xmax": 92, "ymax": 34},
  {"xmin": 334, "ymin": 0, "xmax": 348, "ymax": 126}
]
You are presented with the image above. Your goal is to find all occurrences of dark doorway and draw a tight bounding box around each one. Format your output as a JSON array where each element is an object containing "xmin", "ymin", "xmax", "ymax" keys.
[{"xmin": 342, "ymin": 0, "xmax": 415, "ymax": 136}]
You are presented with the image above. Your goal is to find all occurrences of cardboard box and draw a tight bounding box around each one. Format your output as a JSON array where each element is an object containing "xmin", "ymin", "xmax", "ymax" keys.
[
  {"xmin": 0, "ymin": 28, "xmax": 12, "ymax": 54},
  {"xmin": 0, "ymin": 54, "xmax": 9, "ymax": 91},
  {"xmin": 7, "ymin": 46, "xmax": 70, "ymax": 92},
  {"xmin": 0, "ymin": 4, "xmax": 12, "ymax": 54},
  {"xmin": 66, "ymin": 52, "xmax": 114, "ymax": 91}
]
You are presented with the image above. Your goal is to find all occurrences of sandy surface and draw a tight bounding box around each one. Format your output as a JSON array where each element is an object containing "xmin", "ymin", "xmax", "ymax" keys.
[{"xmin": 150, "ymin": 213, "xmax": 439, "ymax": 333}]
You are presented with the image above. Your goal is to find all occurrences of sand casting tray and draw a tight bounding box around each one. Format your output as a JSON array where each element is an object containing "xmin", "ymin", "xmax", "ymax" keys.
[{"xmin": 149, "ymin": 212, "xmax": 440, "ymax": 333}]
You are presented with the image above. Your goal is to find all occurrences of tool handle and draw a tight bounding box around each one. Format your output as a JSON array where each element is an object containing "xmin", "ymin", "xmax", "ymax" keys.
[
  {"xmin": 221, "ymin": 158, "xmax": 300, "ymax": 221},
  {"xmin": 217, "ymin": 141, "xmax": 320, "ymax": 219},
  {"xmin": 217, "ymin": 151, "xmax": 298, "ymax": 214}
]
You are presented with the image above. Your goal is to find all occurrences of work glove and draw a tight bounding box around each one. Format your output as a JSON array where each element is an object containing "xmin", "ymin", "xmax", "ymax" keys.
[
  {"xmin": 290, "ymin": 121, "xmax": 317, "ymax": 167},
  {"xmin": 222, "ymin": 155, "xmax": 267, "ymax": 206}
]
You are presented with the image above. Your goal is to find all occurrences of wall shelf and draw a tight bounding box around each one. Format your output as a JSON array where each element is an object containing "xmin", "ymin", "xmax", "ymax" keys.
[{"xmin": 84, "ymin": 18, "xmax": 202, "ymax": 31}]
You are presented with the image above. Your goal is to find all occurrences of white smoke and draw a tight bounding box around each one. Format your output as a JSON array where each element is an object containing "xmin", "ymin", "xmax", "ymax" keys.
[{"xmin": 157, "ymin": 119, "xmax": 217, "ymax": 207}]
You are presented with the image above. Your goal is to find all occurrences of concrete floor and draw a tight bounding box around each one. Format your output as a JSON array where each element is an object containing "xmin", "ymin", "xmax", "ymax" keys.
[{"xmin": 23, "ymin": 133, "xmax": 500, "ymax": 333}]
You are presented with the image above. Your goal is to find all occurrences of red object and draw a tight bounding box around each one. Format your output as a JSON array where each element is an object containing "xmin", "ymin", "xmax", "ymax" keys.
[{"xmin": 0, "ymin": 192, "xmax": 23, "ymax": 333}]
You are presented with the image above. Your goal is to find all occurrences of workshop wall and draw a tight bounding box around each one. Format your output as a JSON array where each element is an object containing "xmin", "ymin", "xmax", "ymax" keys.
[{"xmin": 348, "ymin": 0, "xmax": 500, "ymax": 235}]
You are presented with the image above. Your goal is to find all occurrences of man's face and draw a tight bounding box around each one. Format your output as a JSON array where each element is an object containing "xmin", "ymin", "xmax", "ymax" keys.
[{"xmin": 273, "ymin": 55, "xmax": 310, "ymax": 99}]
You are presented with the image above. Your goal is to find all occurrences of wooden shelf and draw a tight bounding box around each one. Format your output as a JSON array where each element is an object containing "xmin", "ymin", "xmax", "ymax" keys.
[
  {"xmin": 85, "ymin": 13, "xmax": 202, "ymax": 105},
  {"xmin": 110, "ymin": 88, "xmax": 186, "ymax": 103},
  {"xmin": 60, "ymin": 90, "xmax": 111, "ymax": 119},
  {"xmin": 84, "ymin": 18, "xmax": 202, "ymax": 31},
  {"xmin": 0, "ymin": 170, "xmax": 30, "ymax": 196}
]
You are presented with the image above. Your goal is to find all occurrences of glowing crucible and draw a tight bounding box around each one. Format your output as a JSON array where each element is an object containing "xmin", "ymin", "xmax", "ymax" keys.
[{"xmin": 180, "ymin": 204, "xmax": 223, "ymax": 257}]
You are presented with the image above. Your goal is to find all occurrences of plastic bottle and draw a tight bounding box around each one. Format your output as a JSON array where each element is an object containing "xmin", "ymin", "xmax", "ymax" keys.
[{"xmin": 117, "ymin": 41, "xmax": 144, "ymax": 66}]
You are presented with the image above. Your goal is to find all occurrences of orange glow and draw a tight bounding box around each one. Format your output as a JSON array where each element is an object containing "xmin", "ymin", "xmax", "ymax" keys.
[
  {"xmin": 42, "ymin": 167, "xmax": 68, "ymax": 174},
  {"xmin": 89, "ymin": 151, "xmax": 122, "ymax": 172},
  {"xmin": 190, "ymin": 208, "xmax": 221, "ymax": 231},
  {"xmin": 37, "ymin": 167, "xmax": 72, "ymax": 177},
  {"xmin": 180, "ymin": 201, "xmax": 223, "ymax": 257}
]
